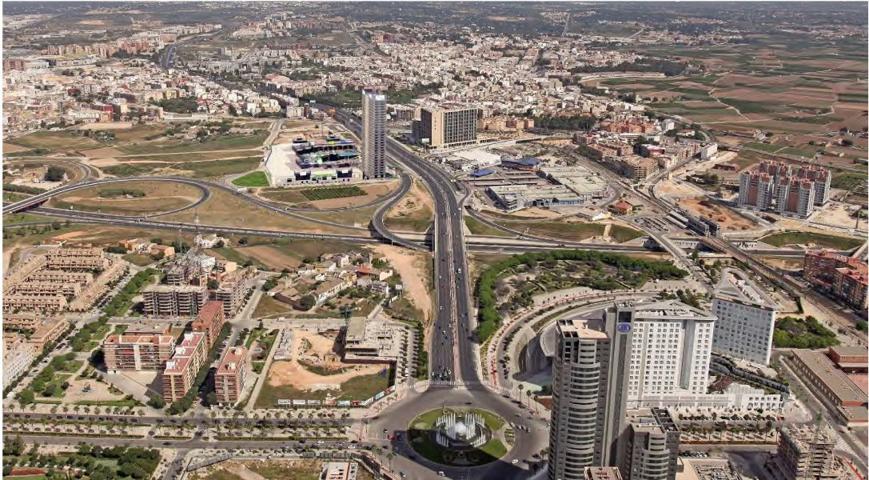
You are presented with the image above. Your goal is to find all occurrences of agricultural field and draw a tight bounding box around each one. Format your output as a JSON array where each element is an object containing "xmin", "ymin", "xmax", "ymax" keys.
[{"xmin": 299, "ymin": 185, "xmax": 366, "ymax": 201}]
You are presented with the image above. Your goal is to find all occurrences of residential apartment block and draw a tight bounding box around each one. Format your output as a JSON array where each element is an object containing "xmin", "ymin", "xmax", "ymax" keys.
[
  {"xmin": 192, "ymin": 300, "xmax": 225, "ymax": 349},
  {"xmin": 143, "ymin": 284, "xmax": 208, "ymax": 316},
  {"xmin": 738, "ymin": 161, "xmax": 831, "ymax": 218},
  {"xmin": 711, "ymin": 268, "xmax": 777, "ymax": 366},
  {"xmin": 162, "ymin": 332, "xmax": 208, "ymax": 402},
  {"xmin": 621, "ymin": 409, "xmax": 680, "ymax": 480},
  {"xmin": 775, "ymin": 424, "xmax": 839, "ymax": 480},
  {"xmin": 104, "ymin": 324, "xmax": 176, "ymax": 373},
  {"xmin": 214, "ymin": 346, "xmax": 249, "ymax": 405},
  {"xmin": 548, "ymin": 315, "xmax": 631, "ymax": 480},
  {"xmin": 804, "ymin": 249, "xmax": 868, "ymax": 311}
]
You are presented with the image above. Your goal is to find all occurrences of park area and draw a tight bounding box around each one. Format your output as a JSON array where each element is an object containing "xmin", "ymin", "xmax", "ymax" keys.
[{"xmin": 254, "ymin": 328, "xmax": 392, "ymax": 408}]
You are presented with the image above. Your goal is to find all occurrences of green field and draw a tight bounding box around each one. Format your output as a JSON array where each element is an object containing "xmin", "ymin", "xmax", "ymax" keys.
[
  {"xmin": 299, "ymin": 185, "xmax": 366, "ymax": 201},
  {"xmin": 464, "ymin": 216, "xmax": 511, "ymax": 237},
  {"xmin": 102, "ymin": 157, "xmax": 261, "ymax": 178},
  {"xmin": 117, "ymin": 133, "xmax": 267, "ymax": 155},
  {"xmin": 232, "ymin": 171, "xmax": 269, "ymax": 187},
  {"xmin": 760, "ymin": 231, "xmax": 863, "ymax": 250}
]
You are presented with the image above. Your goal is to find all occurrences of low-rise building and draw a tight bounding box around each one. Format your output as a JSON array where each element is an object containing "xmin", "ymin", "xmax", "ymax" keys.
[
  {"xmin": 789, "ymin": 349, "xmax": 867, "ymax": 425},
  {"xmin": 28, "ymin": 319, "xmax": 69, "ymax": 351}
]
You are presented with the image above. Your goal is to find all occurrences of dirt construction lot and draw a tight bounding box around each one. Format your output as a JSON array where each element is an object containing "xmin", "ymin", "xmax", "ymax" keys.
[
  {"xmin": 678, "ymin": 197, "xmax": 757, "ymax": 231},
  {"xmin": 266, "ymin": 329, "xmax": 384, "ymax": 392},
  {"xmin": 372, "ymin": 244, "xmax": 432, "ymax": 323}
]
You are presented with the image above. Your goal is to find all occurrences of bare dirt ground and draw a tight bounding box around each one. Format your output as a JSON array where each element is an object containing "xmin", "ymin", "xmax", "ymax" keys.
[
  {"xmin": 63, "ymin": 377, "xmax": 126, "ymax": 403},
  {"xmin": 266, "ymin": 330, "xmax": 383, "ymax": 391},
  {"xmin": 372, "ymin": 244, "xmax": 432, "ymax": 323},
  {"xmin": 679, "ymin": 197, "xmax": 757, "ymax": 230},
  {"xmin": 810, "ymin": 202, "xmax": 867, "ymax": 232},
  {"xmin": 3, "ymin": 143, "xmax": 30, "ymax": 153},
  {"xmin": 387, "ymin": 179, "xmax": 434, "ymax": 219},
  {"xmin": 191, "ymin": 459, "xmax": 325, "ymax": 480},
  {"xmin": 81, "ymin": 146, "xmax": 124, "ymax": 158},
  {"xmin": 656, "ymin": 179, "xmax": 701, "ymax": 200},
  {"xmin": 76, "ymin": 122, "xmax": 133, "ymax": 130}
]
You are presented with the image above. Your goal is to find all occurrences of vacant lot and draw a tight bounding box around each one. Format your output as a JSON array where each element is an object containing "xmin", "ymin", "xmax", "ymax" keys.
[
  {"xmin": 385, "ymin": 180, "xmax": 435, "ymax": 232},
  {"xmin": 260, "ymin": 181, "xmax": 399, "ymax": 210},
  {"xmin": 8, "ymin": 131, "xmax": 101, "ymax": 152},
  {"xmin": 49, "ymin": 181, "xmax": 203, "ymax": 214},
  {"xmin": 680, "ymin": 197, "xmax": 757, "ymax": 231},
  {"xmin": 255, "ymin": 329, "xmax": 391, "ymax": 407},
  {"xmin": 760, "ymin": 231, "xmax": 863, "ymax": 250}
]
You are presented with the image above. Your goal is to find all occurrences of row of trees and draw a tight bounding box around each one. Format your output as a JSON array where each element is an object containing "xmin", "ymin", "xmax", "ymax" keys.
[
  {"xmin": 533, "ymin": 114, "xmax": 597, "ymax": 131},
  {"xmin": 476, "ymin": 250, "xmax": 688, "ymax": 341}
]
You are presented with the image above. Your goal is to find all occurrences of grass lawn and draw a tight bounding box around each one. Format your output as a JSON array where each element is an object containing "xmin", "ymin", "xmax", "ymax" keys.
[
  {"xmin": 260, "ymin": 189, "xmax": 309, "ymax": 204},
  {"xmin": 465, "ymin": 216, "xmax": 511, "ymax": 237},
  {"xmin": 253, "ymin": 295, "xmax": 294, "ymax": 318},
  {"xmin": 500, "ymin": 220, "xmax": 606, "ymax": 242},
  {"xmin": 232, "ymin": 171, "xmax": 269, "ymax": 187},
  {"xmin": 609, "ymin": 224, "xmax": 645, "ymax": 243},
  {"xmin": 299, "ymin": 185, "xmax": 366, "ymax": 201},
  {"xmin": 123, "ymin": 253, "xmax": 155, "ymax": 266},
  {"xmin": 760, "ymin": 231, "xmax": 863, "ymax": 250}
]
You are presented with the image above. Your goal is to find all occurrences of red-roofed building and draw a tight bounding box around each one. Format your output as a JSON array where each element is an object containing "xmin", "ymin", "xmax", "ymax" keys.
[
  {"xmin": 215, "ymin": 346, "xmax": 249, "ymax": 405},
  {"xmin": 192, "ymin": 300, "xmax": 225, "ymax": 349},
  {"xmin": 162, "ymin": 332, "xmax": 207, "ymax": 402},
  {"xmin": 804, "ymin": 250, "xmax": 868, "ymax": 310}
]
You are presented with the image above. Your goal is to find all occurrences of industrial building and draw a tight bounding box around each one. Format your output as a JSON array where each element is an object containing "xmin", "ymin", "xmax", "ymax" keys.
[
  {"xmin": 789, "ymin": 349, "xmax": 867, "ymax": 426},
  {"xmin": 264, "ymin": 136, "xmax": 362, "ymax": 186},
  {"xmin": 711, "ymin": 268, "xmax": 777, "ymax": 366}
]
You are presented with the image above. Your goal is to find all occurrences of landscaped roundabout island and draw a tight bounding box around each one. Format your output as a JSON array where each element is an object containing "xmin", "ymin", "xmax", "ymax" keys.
[{"xmin": 408, "ymin": 407, "xmax": 510, "ymax": 466}]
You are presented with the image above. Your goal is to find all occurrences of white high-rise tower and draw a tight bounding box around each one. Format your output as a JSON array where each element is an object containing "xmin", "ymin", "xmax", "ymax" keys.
[{"xmin": 362, "ymin": 90, "xmax": 386, "ymax": 179}]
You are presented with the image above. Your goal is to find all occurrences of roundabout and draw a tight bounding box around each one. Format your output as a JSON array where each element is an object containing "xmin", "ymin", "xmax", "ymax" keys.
[{"xmin": 408, "ymin": 407, "xmax": 510, "ymax": 467}]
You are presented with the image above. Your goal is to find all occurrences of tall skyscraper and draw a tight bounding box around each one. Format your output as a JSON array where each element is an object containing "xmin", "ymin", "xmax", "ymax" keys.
[
  {"xmin": 361, "ymin": 90, "xmax": 386, "ymax": 178},
  {"xmin": 613, "ymin": 300, "xmax": 716, "ymax": 409},
  {"xmin": 711, "ymin": 268, "xmax": 777, "ymax": 366},
  {"xmin": 548, "ymin": 314, "xmax": 632, "ymax": 480},
  {"xmin": 621, "ymin": 408, "xmax": 681, "ymax": 480}
]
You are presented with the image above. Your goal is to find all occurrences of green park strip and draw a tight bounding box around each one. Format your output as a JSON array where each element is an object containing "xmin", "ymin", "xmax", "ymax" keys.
[
  {"xmin": 232, "ymin": 171, "xmax": 270, "ymax": 187},
  {"xmin": 475, "ymin": 250, "xmax": 687, "ymax": 341}
]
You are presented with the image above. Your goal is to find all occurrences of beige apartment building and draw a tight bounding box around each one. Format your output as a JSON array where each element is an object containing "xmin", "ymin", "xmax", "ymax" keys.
[
  {"xmin": 162, "ymin": 332, "xmax": 208, "ymax": 402},
  {"xmin": 143, "ymin": 284, "xmax": 208, "ymax": 316},
  {"xmin": 418, "ymin": 106, "xmax": 479, "ymax": 148},
  {"xmin": 104, "ymin": 329, "xmax": 176, "ymax": 372},
  {"xmin": 214, "ymin": 346, "xmax": 249, "ymax": 405}
]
